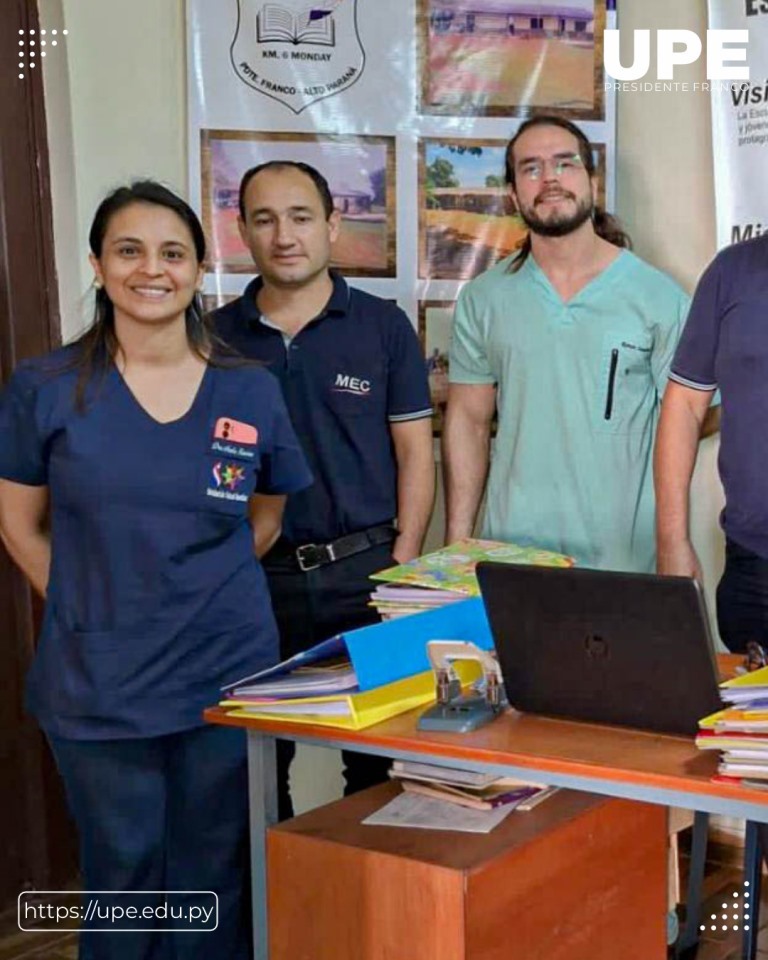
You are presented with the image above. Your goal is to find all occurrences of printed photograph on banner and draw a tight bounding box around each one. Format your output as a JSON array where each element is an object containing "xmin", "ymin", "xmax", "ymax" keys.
[
  {"xmin": 201, "ymin": 129, "xmax": 396, "ymax": 276},
  {"xmin": 418, "ymin": 0, "xmax": 606, "ymax": 119},
  {"xmin": 418, "ymin": 301, "xmax": 454, "ymax": 436},
  {"xmin": 418, "ymin": 138, "xmax": 520, "ymax": 280}
]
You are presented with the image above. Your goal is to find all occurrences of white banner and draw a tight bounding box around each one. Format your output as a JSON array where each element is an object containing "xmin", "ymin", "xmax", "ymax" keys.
[
  {"xmin": 708, "ymin": 1, "xmax": 768, "ymax": 249},
  {"xmin": 186, "ymin": 0, "xmax": 616, "ymax": 432}
]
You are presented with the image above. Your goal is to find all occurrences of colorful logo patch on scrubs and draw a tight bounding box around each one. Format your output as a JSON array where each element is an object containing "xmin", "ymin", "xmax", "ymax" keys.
[
  {"xmin": 206, "ymin": 461, "xmax": 250, "ymax": 504},
  {"xmin": 212, "ymin": 462, "xmax": 246, "ymax": 492}
]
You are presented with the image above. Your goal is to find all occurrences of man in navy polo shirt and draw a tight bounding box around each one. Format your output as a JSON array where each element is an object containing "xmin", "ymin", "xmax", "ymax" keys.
[
  {"xmin": 655, "ymin": 232, "xmax": 768, "ymax": 651},
  {"xmin": 214, "ymin": 160, "xmax": 434, "ymax": 819},
  {"xmin": 655, "ymin": 231, "xmax": 768, "ymax": 896}
]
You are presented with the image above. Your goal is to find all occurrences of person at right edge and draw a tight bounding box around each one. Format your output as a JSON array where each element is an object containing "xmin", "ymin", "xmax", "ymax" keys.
[
  {"xmin": 213, "ymin": 160, "xmax": 435, "ymax": 820},
  {"xmin": 654, "ymin": 227, "xmax": 768, "ymax": 909}
]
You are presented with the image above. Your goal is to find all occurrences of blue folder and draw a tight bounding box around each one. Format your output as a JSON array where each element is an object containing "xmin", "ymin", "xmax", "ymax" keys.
[{"xmin": 223, "ymin": 597, "xmax": 493, "ymax": 693}]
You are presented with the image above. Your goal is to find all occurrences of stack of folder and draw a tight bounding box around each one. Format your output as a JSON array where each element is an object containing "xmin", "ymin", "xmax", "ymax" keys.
[
  {"xmin": 388, "ymin": 760, "xmax": 559, "ymax": 811},
  {"xmin": 369, "ymin": 538, "xmax": 574, "ymax": 620},
  {"xmin": 219, "ymin": 597, "xmax": 495, "ymax": 730},
  {"xmin": 696, "ymin": 665, "xmax": 768, "ymax": 785}
]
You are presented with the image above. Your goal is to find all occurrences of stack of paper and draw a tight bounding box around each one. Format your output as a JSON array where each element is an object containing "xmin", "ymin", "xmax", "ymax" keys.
[
  {"xmin": 696, "ymin": 665, "xmax": 768, "ymax": 784},
  {"xmin": 388, "ymin": 759, "xmax": 558, "ymax": 812},
  {"xmin": 369, "ymin": 538, "xmax": 574, "ymax": 619},
  {"xmin": 222, "ymin": 667, "xmax": 475, "ymax": 731},
  {"xmin": 219, "ymin": 594, "xmax": 495, "ymax": 730},
  {"xmin": 218, "ymin": 601, "xmax": 492, "ymax": 730},
  {"xmin": 362, "ymin": 791, "xmax": 516, "ymax": 834}
]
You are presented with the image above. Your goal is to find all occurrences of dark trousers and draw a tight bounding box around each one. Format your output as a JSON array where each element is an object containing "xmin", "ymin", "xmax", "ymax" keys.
[
  {"xmin": 264, "ymin": 539, "xmax": 395, "ymax": 820},
  {"xmin": 716, "ymin": 538, "xmax": 768, "ymax": 869},
  {"xmin": 717, "ymin": 538, "xmax": 768, "ymax": 654},
  {"xmin": 47, "ymin": 725, "xmax": 252, "ymax": 960}
]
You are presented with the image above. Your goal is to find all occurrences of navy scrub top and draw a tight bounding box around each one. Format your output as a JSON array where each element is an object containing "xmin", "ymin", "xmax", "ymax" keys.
[{"xmin": 0, "ymin": 348, "xmax": 312, "ymax": 740}]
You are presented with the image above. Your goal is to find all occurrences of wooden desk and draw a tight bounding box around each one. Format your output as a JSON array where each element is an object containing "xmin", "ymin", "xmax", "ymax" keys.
[{"xmin": 205, "ymin": 680, "xmax": 768, "ymax": 960}]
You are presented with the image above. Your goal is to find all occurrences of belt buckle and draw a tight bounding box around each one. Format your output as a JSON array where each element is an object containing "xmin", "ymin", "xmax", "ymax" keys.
[{"xmin": 296, "ymin": 543, "xmax": 329, "ymax": 572}]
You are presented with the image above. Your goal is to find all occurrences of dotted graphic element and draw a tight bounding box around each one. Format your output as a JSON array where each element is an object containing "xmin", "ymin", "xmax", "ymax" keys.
[
  {"xmin": 17, "ymin": 27, "xmax": 67, "ymax": 79},
  {"xmin": 701, "ymin": 881, "xmax": 751, "ymax": 933}
]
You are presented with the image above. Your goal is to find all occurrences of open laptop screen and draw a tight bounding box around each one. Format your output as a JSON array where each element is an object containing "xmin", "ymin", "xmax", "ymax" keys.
[{"xmin": 476, "ymin": 563, "xmax": 721, "ymax": 736}]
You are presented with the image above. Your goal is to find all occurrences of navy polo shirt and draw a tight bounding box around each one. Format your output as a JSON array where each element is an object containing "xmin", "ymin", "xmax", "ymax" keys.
[
  {"xmin": 213, "ymin": 273, "xmax": 432, "ymax": 544},
  {"xmin": 670, "ymin": 233, "xmax": 768, "ymax": 558},
  {"xmin": 0, "ymin": 349, "xmax": 312, "ymax": 739}
]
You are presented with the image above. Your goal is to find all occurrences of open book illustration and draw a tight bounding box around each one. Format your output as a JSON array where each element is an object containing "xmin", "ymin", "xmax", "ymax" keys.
[{"xmin": 256, "ymin": 4, "xmax": 336, "ymax": 46}]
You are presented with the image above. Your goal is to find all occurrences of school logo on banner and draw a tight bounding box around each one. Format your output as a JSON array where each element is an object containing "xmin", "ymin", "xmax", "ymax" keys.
[{"xmin": 230, "ymin": 0, "xmax": 365, "ymax": 114}]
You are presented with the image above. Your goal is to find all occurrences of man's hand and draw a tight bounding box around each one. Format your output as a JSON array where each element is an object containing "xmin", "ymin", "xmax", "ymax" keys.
[
  {"xmin": 656, "ymin": 537, "xmax": 704, "ymax": 582},
  {"xmin": 391, "ymin": 533, "xmax": 422, "ymax": 565}
]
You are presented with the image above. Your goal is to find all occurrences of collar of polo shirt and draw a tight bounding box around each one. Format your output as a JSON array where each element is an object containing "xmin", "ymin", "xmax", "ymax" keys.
[{"xmin": 244, "ymin": 270, "xmax": 350, "ymax": 331}]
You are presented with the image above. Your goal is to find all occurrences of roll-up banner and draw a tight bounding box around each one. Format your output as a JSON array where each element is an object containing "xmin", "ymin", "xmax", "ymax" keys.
[
  {"xmin": 187, "ymin": 0, "xmax": 616, "ymax": 433},
  {"xmin": 708, "ymin": 0, "xmax": 768, "ymax": 250}
]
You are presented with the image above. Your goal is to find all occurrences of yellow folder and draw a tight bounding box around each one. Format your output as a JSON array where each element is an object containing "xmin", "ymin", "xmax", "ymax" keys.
[
  {"xmin": 720, "ymin": 665, "xmax": 768, "ymax": 690},
  {"xmin": 221, "ymin": 662, "xmax": 481, "ymax": 731}
]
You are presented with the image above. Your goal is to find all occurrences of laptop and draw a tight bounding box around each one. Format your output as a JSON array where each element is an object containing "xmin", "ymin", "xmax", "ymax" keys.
[{"xmin": 475, "ymin": 562, "xmax": 722, "ymax": 736}]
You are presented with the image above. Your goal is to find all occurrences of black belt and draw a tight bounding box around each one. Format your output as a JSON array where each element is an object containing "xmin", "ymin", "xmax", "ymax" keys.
[{"xmin": 292, "ymin": 524, "xmax": 396, "ymax": 572}]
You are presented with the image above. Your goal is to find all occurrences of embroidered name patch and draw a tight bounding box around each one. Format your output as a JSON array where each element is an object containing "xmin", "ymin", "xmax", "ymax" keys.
[{"xmin": 211, "ymin": 417, "xmax": 259, "ymax": 461}]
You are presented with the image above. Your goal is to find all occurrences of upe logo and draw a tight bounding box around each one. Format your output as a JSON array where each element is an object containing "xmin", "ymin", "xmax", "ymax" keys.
[
  {"xmin": 604, "ymin": 29, "xmax": 750, "ymax": 81},
  {"xmin": 700, "ymin": 881, "xmax": 752, "ymax": 933},
  {"xmin": 333, "ymin": 373, "xmax": 371, "ymax": 396}
]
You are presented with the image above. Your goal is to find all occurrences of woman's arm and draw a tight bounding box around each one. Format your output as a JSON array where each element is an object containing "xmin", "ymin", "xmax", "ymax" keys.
[
  {"xmin": 0, "ymin": 479, "xmax": 51, "ymax": 596},
  {"xmin": 248, "ymin": 493, "xmax": 287, "ymax": 559}
]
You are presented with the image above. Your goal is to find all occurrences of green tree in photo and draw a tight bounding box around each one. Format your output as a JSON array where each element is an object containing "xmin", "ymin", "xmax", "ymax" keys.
[{"xmin": 426, "ymin": 156, "xmax": 459, "ymax": 209}]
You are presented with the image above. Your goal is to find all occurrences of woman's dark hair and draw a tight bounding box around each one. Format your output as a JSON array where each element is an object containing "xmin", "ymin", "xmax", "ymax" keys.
[
  {"xmin": 504, "ymin": 115, "xmax": 632, "ymax": 273},
  {"xmin": 238, "ymin": 160, "xmax": 335, "ymax": 220},
  {"xmin": 70, "ymin": 180, "xmax": 212, "ymax": 406}
]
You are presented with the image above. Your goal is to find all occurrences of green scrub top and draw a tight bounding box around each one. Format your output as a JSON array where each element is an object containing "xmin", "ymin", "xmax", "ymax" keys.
[{"xmin": 449, "ymin": 250, "xmax": 689, "ymax": 573}]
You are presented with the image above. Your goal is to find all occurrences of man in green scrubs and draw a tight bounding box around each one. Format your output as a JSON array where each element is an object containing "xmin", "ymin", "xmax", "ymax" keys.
[{"xmin": 443, "ymin": 115, "xmax": 689, "ymax": 573}]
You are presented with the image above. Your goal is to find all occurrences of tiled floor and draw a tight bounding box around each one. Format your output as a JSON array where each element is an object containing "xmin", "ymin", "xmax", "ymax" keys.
[
  {"xmin": 0, "ymin": 916, "xmax": 78, "ymax": 960},
  {"xmin": 677, "ymin": 835, "xmax": 768, "ymax": 960},
  {"xmin": 0, "ymin": 890, "xmax": 79, "ymax": 960},
  {"xmin": 1, "ymin": 839, "xmax": 768, "ymax": 959}
]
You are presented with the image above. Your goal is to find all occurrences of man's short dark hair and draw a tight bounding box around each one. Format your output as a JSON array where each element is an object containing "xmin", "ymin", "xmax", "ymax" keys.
[{"xmin": 238, "ymin": 161, "xmax": 335, "ymax": 220}]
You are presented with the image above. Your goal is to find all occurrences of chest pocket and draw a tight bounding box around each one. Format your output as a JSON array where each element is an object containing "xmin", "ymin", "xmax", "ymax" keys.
[{"xmin": 597, "ymin": 334, "xmax": 654, "ymax": 435}]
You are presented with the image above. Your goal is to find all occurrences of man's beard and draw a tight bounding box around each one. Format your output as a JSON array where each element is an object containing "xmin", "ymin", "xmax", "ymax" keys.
[{"xmin": 518, "ymin": 190, "xmax": 594, "ymax": 238}]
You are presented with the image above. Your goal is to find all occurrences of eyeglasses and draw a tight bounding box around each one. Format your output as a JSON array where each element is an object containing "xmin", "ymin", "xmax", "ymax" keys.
[{"xmin": 516, "ymin": 154, "xmax": 584, "ymax": 182}]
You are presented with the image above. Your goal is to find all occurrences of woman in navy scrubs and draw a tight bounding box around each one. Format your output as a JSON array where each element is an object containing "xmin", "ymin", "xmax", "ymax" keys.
[{"xmin": 0, "ymin": 181, "xmax": 311, "ymax": 960}]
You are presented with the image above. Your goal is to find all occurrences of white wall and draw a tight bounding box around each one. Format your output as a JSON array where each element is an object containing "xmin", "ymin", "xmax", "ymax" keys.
[
  {"xmin": 615, "ymin": 0, "xmax": 726, "ymax": 644},
  {"xmin": 40, "ymin": 0, "xmax": 727, "ymax": 809},
  {"xmin": 44, "ymin": 0, "xmax": 186, "ymax": 340}
]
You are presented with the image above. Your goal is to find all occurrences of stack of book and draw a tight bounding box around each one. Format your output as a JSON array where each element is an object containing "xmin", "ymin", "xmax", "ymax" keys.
[
  {"xmin": 389, "ymin": 759, "xmax": 559, "ymax": 811},
  {"xmin": 696, "ymin": 665, "xmax": 768, "ymax": 786},
  {"xmin": 369, "ymin": 538, "xmax": 574, "ymax": 620}
]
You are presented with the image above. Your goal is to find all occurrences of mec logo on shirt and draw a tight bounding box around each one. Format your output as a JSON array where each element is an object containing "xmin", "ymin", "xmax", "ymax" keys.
[{"xmin": 332, "ymin": 373, "xmax": 372, "ymax": 396}]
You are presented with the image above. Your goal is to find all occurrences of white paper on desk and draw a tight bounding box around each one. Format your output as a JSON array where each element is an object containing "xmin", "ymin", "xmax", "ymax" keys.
[{"xmin": 362, "ymin": 792, "xmax": 513, "ymax": 834}]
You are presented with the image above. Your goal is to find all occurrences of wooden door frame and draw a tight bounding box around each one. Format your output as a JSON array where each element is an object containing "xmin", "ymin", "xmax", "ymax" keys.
[{"xmin": 0, "ymin": 0, "xmax": 76, "ymax": 908}]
